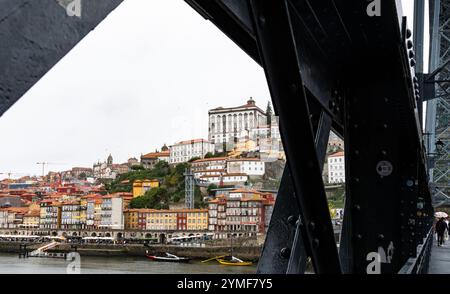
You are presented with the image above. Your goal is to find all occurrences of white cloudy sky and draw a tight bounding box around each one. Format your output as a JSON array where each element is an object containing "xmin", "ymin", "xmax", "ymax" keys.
[{"xmin": 0, "ymin": 1, "xmax": 423, "ymax": 178}]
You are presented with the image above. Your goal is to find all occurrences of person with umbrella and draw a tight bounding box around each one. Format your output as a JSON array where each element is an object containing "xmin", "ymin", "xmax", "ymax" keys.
[{"xmin": 436, "ymin": 217, "xmax": 448, "ymax": 246}]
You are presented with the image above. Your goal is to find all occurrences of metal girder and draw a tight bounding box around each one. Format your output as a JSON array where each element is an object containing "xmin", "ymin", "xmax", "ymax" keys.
[
  {"xmin": 185, "ymin": 0, "xmax": 345, "ymax": 137},
  {"xmin": 0, "ymin": 0, "xmax": 123, "ymax": 117},
  {"xmin": 187, "ymin": 0, "xmax": 434, "ymax": 274},
  {"xmin": 427, "ymin": 0, "xmax": 450, "ymax": 208},
  {"xmin": 249, "ymin": 0, "xmax": 341, "ymax": 274},
  {"xmin": 341, "ymin": 11, "xmax": 431, "ymax": 273},
  {"xmin": 257, "ymin": 101, "xmax": 332, "ymax": 274}
]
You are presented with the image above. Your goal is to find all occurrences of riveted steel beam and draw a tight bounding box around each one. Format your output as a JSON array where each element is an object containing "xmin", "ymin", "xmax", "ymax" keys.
[
  {"xmin": 0, "ymin": 0, "xmax": 123, "ymax": 117},
  {"xmin": 249, "ymin": 0, "xmax": 341, "ymax": 274}
]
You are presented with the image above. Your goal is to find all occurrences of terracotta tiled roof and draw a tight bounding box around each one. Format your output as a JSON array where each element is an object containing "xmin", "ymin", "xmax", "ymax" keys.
[
  {"xmin": 191, "ymin": 157, "xmax": 228, "ymax": 163},
  {"xmin": 329, "ymin": 151, "xmax": 345, "ymax": 157},
  {"xmin": 200, "ymin": 173, "xmax": 248, "ymax": 178},
  {"xmin": 141, "ymin": 151, "xmax": 170, "ymax": 159},
  {"xmin": 125, "ymin": 208, "xmax": 207, "ymax": 213},
  {"xmin": 209, "ymin": 100, "xmax": 265, "ymax": 114},
  {"xmin": 172, "ymin": 139, "xmax": 210, "ymax": 146},
  {"xmin": 227, "ymin": 158, "xmax": 261, "ymax": 162},
  {"xmin": 193, "ymin": 169, "xmax": 225, "ymax": 173}
]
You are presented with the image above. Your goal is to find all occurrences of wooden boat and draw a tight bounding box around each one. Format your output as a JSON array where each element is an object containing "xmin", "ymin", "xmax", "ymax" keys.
[
  {"xmin": 217, "ymin": 255, "xmax": 252, "ymax": 266},
  {"xmin": 145, "ymin": 251, "xmax": 191, "ymax": 263},
  {"xmin": 201, "ymin": 238, "xmax": 252, "ymax": 266},
  {"xmin": 202, "ymin": 255, "xmax": 252, "ymax": 266}
]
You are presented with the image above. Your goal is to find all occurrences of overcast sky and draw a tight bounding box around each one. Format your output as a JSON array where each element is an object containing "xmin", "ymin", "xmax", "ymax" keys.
[{"xmin": 0, "ymin": 1, "xmax": 423, "ymax": 178}]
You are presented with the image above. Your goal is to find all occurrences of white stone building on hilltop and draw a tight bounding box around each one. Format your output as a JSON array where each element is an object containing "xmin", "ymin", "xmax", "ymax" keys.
[
  {"xmin": 208, "ymin": 98, "xmax": 267, "ymax": 152},
  {"xmin": 169, "ymin": 139, "xmax": 215, "ymax": 164},
  {"xmin": 226, "ymin": 158, "xmax": 265, "ymax": 176},
  {"xmin": 328, "ymin": 151, "xmax": 345, "ymax": 183}
]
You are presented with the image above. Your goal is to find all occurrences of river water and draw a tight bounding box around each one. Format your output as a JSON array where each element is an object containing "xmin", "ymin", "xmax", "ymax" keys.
[{"xmin": 0, "ymin": 253, "xmax": 257, "ymax": 274}]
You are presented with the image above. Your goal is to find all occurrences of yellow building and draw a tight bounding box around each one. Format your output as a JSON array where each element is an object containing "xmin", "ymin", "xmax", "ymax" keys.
[
  {"xmin": 123, "ymin": 208, "xmax": 209, "ymax": 231},
  {"xmin": 22, "ymin": 211, "xmax": 40, "ymax": 229},
  {"xmin": 132, "ymin": 180, "xmax": 160, "ymax": 198},
  {"xmin": 124, "ymin": 209, "xmax": 141, "ymax": 230},
  {"xmin": 80, "ymin": 198, "xmax": 87, "ymax": 227},
  {"xmin": 146, "ymin": 210, "xmax": 177, "ymax": 231},
  {"xmin": 146, "ymin": 209, "xmax": 208, "ymax": 231},
  {"xmin": 186, "ymin": 209, "xmax": 209, "ymax": 231},
  {"xmin": 94, "ymin": 199, "xmax": 102, "ymax": 228}
]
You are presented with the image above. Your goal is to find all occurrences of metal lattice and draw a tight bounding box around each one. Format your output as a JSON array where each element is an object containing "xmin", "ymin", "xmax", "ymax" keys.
[
  {"xmin": 427, "ymin": 0, "xmax": 450, "ymax": 207},
  {"xmin": 184, "ymin": 168, "xmax": 194, "ymax": 209}
]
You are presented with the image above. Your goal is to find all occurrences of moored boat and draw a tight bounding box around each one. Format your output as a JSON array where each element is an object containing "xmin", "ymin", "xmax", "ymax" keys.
[
  {"xmin": 145, "ymin": 251, "xmax": 191, "ymax": 263},
  {"xmin": 216, "ymin": 255, "xmax": 252, "ymax": 266}
]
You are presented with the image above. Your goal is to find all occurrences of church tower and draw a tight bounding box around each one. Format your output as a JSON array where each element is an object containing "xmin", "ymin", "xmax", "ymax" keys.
[{"xmin": 107, "ymin": 154, "xmax": 113, "ymax": 166}]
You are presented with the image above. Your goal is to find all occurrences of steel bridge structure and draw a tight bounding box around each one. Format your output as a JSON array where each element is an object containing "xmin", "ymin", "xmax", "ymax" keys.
[
  {"xmin": 0, "ymin": 0, "xmax": 448, "ymax": 274},
  {"xmin": 425, "ymin": 0, "xmax": 450, "ymax": 207}
]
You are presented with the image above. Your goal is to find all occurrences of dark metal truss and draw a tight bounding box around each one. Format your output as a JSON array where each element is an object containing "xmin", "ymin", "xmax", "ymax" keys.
[
  {"xmin": 0, "ymin": 0, "xmax": 123, "ymax": 117},
  {"xmin": 186, "ymin": 0, "xmax": 435, "ymax": 274}
]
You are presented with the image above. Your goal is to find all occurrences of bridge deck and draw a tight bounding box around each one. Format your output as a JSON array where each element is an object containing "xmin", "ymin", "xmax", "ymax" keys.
[{"xmin": 428, "ymin": 242, "xmax": 450, "ymax": 274}]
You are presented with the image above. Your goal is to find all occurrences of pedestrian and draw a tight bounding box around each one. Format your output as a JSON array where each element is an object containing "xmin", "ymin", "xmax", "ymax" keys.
[
  {"xmin": 436, "ymin": 217, "xmax": 447, "ymax": 246},
  {"xmin": 445, "ymin": 218, "xmax": 450, "ymax": 240}
]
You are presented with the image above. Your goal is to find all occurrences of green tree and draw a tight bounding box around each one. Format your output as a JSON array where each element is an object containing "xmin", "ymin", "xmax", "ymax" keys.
[
  {"xmin": 266, "ymin": 101, "xmax": 273, "ymax": 126},
  {"xmin": 207, "ymin": 184, "xmax": 218, "ymax": 196},
  {"xmin": 78, "ymin": 173, "xmax": 87, "ymax": 180},
  {"xmin": 131, "ymin": 165, "xmax": 145, "ymax": 171},
  {"xmin": 130, "ymin": 187, "xmax": 170, "ymax": 209},
  {"xmin": 188, "ymin": 157, "xmax": 201, "ymax": 163}
]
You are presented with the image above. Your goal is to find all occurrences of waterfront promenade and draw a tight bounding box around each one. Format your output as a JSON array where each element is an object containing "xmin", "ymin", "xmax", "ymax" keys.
[{"xmin": 428, "ymin": 243, "xmax": 450, "ymax": 274}]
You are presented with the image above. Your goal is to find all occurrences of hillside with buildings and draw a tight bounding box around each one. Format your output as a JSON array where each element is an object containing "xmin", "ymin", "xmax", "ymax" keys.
[{"xmin": 0, "ymin": 98, "xmax": 345, "ymax": 242}]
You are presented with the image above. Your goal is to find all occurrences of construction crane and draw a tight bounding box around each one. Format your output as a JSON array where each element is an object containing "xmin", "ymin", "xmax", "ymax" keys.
[{"xmin": 36, "ymin": 162, "xmax": 66, "ymax": 177}]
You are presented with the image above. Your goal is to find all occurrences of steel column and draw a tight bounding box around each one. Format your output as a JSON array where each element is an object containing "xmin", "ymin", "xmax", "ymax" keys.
[
  {"xmin": 0, "ymin": 0, "xmax": 123, "ymax": 117},
  {"xmin": 249, "ymin": 0, "xmax": 341, "ymax": 274}
]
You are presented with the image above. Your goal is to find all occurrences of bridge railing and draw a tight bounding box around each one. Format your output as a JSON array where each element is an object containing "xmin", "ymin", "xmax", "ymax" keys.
[{"xmin": 398, "ymin": 228, "xmax": 433, "ymax": 274}]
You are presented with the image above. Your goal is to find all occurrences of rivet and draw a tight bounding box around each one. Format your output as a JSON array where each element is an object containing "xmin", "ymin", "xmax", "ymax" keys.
[
  {"xmin": 378, "ymin": 234, "xmax": 384, "ymax": 240},
  {"xmin": 407, "ymin": 40, "xmax": 413, "ymax": 49},
  {"xmin": 309, "ymin": 221, "xmax": 315, "ymax": 231},
  {"xmin": 280, "ymin": 247, "xmax": 291, "ymax": 258},
  {"xmin": 312, "ymin": 238, "xmax": 320, "ymax": 248},
  {"xmin": 406, "ymin": 29, "xmax": 412, "ymax": 38},
  {"xmin": 287, "ymin": 215, "xmax": 298, "ymax": 225}
]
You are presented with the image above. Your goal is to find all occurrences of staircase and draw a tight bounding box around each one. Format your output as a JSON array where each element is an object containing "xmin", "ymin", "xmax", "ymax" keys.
[{"xmin": 28, "ymin": 241, "xmax": 59, "ymax": 257}]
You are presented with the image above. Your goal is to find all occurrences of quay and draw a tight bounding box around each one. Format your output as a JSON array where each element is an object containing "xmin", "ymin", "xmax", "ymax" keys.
[{"xmin": 0, "ymin": 241, "xmax": 262, "ymax": 261}]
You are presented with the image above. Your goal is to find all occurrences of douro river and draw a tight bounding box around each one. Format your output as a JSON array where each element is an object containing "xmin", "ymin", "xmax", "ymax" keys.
[{"xmin": 0, "ymin": 253, "xmax": 257, "ymax": 274}]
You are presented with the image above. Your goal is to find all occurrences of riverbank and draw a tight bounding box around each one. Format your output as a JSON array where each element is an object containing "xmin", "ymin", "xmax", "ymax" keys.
[
  {"xmin": 0, "ymin": 252, "xmax": 257, "ymax": 274},
  {"xmin": 0, "ymin": 242, "xmax": 262, "ymax": 261}
]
